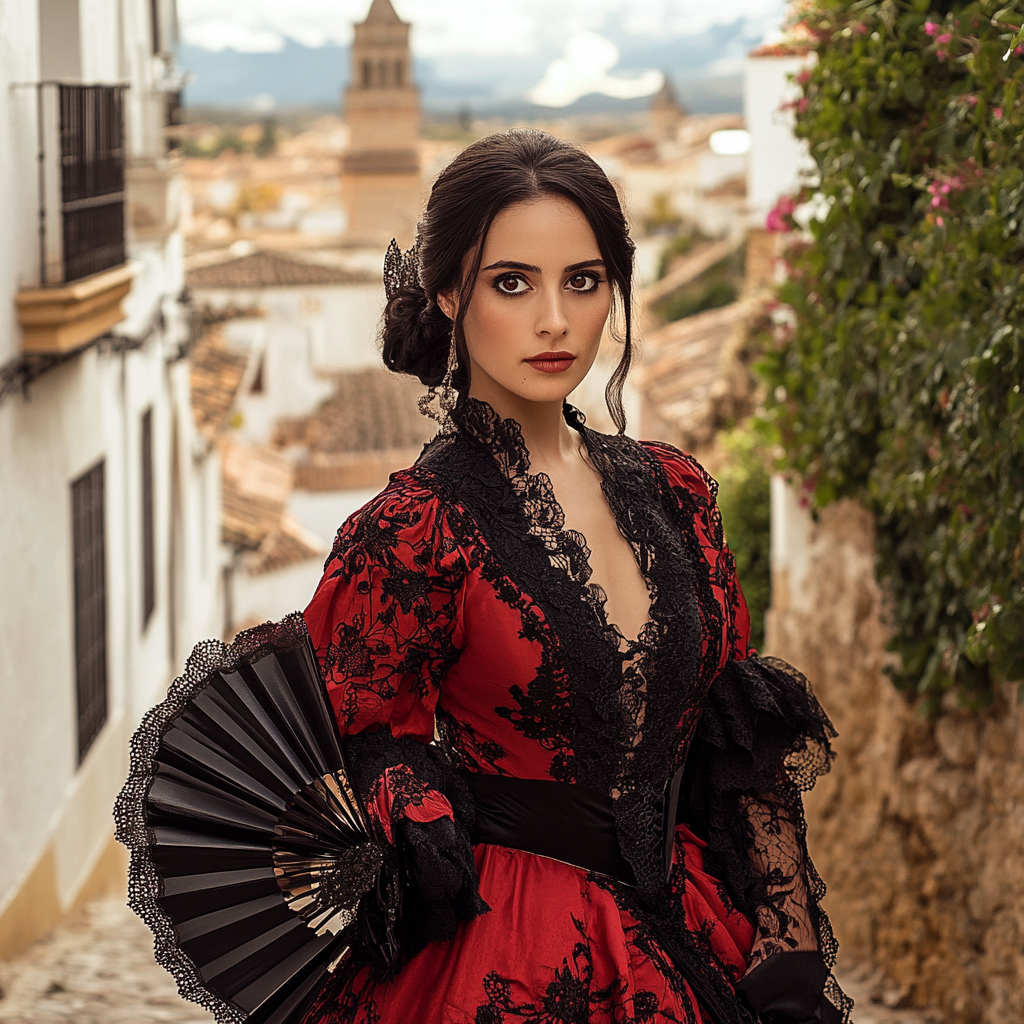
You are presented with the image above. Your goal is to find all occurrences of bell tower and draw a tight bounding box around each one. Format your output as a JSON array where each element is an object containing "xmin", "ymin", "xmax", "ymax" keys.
[{"xmin": 342, "ymin": 0, "xmax": 422, "ymax": 246}]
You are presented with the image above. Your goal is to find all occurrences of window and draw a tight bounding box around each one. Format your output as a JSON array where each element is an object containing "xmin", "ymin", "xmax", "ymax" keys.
[
  {"xmin": 141, "ymin": 408, "xmax": 156, "ymax": 628},
  {"xmin": 395, "ymin": 59, "xmax": 404, "ymax": 86},
  {"xmin": 58, "ymin": 84, "xmax": 126, "ymax": 283},
  {"xmin": 71, "ymin": 461, "xmax": 108, "ymax": 763},
  {"xmin": 250, "ymin": 354, "xmax": 265, "ymax": 394},
  {"xmin": 149, "ymin": 0, "xmax": 161, "ymax": 53},
  {"xmin": 363, "ymin": 59, "xmax": 372, "ymax": 87}
]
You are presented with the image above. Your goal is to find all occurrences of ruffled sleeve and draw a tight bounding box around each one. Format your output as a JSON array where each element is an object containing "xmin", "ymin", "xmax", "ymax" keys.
[
  {"xmin": 646, "ymin": 441, "xmax": 850, "ymax": 1023},
  {"xmin": 304, "ymin": 476, "xmax": 488, "ymax": 969}
]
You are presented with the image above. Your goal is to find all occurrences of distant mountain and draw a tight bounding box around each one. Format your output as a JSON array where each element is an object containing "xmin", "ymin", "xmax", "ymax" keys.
[{"xmin": 178, "ymin": 20, "xmax": 756, "ymax": 115}]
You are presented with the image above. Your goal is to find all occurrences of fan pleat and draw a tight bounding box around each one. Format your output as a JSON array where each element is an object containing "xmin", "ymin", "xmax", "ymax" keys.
[
  {"xmin": 177, "ymin": 700, "xmax": 306, "ymax": 795},
  {"xmin": 173, "ymin": 894, "xmax": 285, "ymax": 941},
  {"xmin": 181, "ymin": 903, "xmax": 299, "ymax": 964},
  {"xmin": 159, "ymin": 727, "xmax": 289, "ymax": 813},
  {"xmin": 231, "ymin": 932, "xmax": 342, "ymax": 1013},
  {"xmin": 201, "ymin": 919, "xmax": 317, "ymax": 994},
  {"xmin": 245, "ymin": 961, "xmax": 335, "ymax": 1024},
  {"xmin": 162, "ymin": 866, "xmax": 276, "ymax": 896},
  {"xmin": 149, "ymin": 776, "xmax": 280, "ymax": 833},
  {"xmin": 247, "ymin": 658, "xmax": 334, "ymax": 778},
  {"xmin": 159, "ymin": 876, "xmax": 282, "ymax": 920},
  {"xmin": 216, "ymin": 671, "xmax": 319, "ymax": 786}
]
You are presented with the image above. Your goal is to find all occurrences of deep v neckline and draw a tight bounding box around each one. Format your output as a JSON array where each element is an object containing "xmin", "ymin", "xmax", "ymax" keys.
[{"xmin": 456, "ymin": 397, "xmax": 656, "ymax": 651}]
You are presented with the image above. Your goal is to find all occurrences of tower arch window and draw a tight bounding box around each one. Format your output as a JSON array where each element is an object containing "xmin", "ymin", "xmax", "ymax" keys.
[
  {"xmin": 395, "ymin": 59, "xmax": 403, "ymax": 85},
  {"xmin": 362, "ymin": 59, "xmax": 372, "ymax": 87}
]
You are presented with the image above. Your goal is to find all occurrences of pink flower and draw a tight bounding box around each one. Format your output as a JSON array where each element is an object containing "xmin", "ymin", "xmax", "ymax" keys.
[
  {"xmin": 965, "ymin": 95, "xmax": 978, "ymax": 105},
  {"xmin": 798, "ymin": 97, "xmax": 809, "ymax": 113},
  {"xmin": 936, "ymin": 216, "xmax": 945, "ymax": 226},
  {"xmin": 937, "ymin": 49, "xmax": 947, "ymax": 61},
  {"xmin": 936, "ymin": 32, "xmax": 952, "ymax": 45},
  {"xmin": 797, "ymin": 69, "xmax": 812, "ymax": 85},
  {"xmin": 993, "ymin": 107, "xmax": 1003, "ymax": 118},
  {"xmin": 924, "ymin": 21, "xmax": 939, "ymax": 35},
  {"xmin": 765, "ymin": 195, "xmax": 796, "ymax": 233},
  {"xmin": 940, "ymin": 183, "xmax": 951, "ymax": 194}
]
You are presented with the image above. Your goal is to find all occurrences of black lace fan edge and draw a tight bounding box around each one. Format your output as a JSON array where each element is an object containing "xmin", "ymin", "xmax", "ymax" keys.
[{"xmin": 112, "ymin": 612, "xmax": 312, "ymax": 1024}]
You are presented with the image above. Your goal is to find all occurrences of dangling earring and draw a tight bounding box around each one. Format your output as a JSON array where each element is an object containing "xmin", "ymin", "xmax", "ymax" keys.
[{"xmin": 418, "ymin": 328, "xmax": 459, "ymax": 434}]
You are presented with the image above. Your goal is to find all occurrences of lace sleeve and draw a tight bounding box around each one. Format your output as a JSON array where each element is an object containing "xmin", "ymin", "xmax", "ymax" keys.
[
  {"xmin": 645, "ymin": 441, "xmax": 850, "ymax": 1021},
  {"xmin": 303, "ymin": 477, "xmax": 488, "ymax": 967}
]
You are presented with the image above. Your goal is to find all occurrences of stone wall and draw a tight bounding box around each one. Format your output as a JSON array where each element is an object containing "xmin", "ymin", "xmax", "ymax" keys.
[{"xmin": 764, "ymin": 487, "xmax": 1024, "ymax": 1024}]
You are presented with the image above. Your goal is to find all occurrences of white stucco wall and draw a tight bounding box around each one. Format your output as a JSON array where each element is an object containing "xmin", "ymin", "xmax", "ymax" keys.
[
  {"xmin": 744, "ymin": 53, "xmax": 815, "ymax": 224},
  {"xmin": 0, "ymin": 0, "xmax": 219, "ymax": 936}
]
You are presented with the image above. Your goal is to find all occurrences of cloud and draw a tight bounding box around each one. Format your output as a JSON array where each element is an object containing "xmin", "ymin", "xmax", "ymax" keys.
[
  {"xmin": 528, "ymin": 33, "xmax": 663, "ymax": 108},
  {"xmin": 179, "ymin": 0, "xmax": 787, "ymax": 57}
]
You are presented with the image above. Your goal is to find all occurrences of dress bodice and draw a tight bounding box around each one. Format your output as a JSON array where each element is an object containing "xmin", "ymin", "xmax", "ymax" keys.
[{"xmin": 309, "ymin": 398, "xmax": 747, "ymax": 898}]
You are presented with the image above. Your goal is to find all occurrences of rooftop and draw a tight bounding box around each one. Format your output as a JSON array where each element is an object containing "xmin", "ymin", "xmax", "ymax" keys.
[
  {"xmin": 220, "ymin": 440, "xmax": 324, "ymax": 573},
  {"xmin": 190, "ymin": 328, "xmax": 249, "ymax": 441},
  {"xmin": 275, "ymin": 367, "xmax": 433, "ymax": 455},
  {"xmin": 640, "ymin": 301, "xmax": 754, "ymax": 451},
  {"xmin": 187, "ymin": 250, "xmax": 378, "ymax": 291}
]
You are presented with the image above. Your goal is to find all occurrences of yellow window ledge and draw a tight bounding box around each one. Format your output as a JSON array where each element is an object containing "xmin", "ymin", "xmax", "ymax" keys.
[{"xmin": 16, "ymin": 264, "xmax": 135, "ymax": 354}]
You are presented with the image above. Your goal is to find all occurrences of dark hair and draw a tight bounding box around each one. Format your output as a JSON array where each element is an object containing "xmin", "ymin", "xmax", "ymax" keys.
[{"xmin": 381, "ymin": 129, "xmax": 636, "ymax": 433}]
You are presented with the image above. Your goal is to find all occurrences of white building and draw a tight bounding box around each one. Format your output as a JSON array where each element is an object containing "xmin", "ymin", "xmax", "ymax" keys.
[
  {"xmin": 0, "ymin": 0, "xmax": 219, "ymax": 957},
  {"xmin": 186, "ymin": 248, "xmax": 392, "ymax": 636},
  {"xmin": 744, "ymin": 42, "xmax": 815, "ymax": 226},
  {"xmin": 186, "ymin": 248, "xmax": 383, "ymax": 445}
]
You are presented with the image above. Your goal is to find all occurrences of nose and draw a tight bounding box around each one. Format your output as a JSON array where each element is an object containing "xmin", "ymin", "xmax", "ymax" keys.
[{"xmin": 535, "ymin": 287, "xmax": 569, "ymax": 338}]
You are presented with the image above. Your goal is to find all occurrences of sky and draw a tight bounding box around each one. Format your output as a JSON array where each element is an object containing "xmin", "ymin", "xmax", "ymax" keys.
[{"xmin": 177, "ymin": 0, "xmax": 789, "ymax": 111}]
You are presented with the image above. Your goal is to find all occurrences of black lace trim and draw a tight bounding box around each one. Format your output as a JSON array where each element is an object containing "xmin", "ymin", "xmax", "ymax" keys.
[
  {"xmin": 411, "ymin": 398, "xmax": 718, "ymax": 906},
  {"xmin": 342, "ymin": 730, "xmax": 489, "ymax": 968}
]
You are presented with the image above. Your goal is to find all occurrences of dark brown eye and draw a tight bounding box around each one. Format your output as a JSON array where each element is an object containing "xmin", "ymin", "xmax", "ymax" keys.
[
  {"xmin": 567, "ymin": 273, "xmax": 597, "ymax": 292},
  {"xmin": 496, "ymin": 274, "xmax": 528, "ymax": 295}
]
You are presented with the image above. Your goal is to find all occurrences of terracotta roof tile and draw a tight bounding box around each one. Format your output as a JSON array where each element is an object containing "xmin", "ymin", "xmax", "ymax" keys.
[
  {"xmin": 246, "ymin": 512, "xmax": 325, "ymax": 575},
  {"xmin": 187, "ymin": 250, "xmax": 377, "ymax": 290},
  {"xmin": 220, "ymin": 440, "xmax": 291, "ymax": 551},
  {"xmin": 640, "ymin": 302, "xmax": 753, "ymax": 448},
  {"xmin": 190, "ymin": 328, "xmax": 249, "ymax": 441},
  {"xmin": 276, "ymin": 368, "xmax": 433, "ymax": 455}
]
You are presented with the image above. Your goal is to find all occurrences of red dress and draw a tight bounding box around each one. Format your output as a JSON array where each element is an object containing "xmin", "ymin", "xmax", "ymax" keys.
[{"xmin": 302, "ymin": 400, "xmax": 847, "ymax": 1024}]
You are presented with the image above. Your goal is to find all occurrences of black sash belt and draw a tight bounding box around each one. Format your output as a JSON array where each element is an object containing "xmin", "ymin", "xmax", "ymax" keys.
[{"xmin": 463, "ymin": 773, "xmax": 637, "ymax": 887}]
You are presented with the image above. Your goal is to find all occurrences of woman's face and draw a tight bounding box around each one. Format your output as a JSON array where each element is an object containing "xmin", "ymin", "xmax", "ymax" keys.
[{"xmin": 444, "ymin": 196, "xmax": 612, "ymax": 411}]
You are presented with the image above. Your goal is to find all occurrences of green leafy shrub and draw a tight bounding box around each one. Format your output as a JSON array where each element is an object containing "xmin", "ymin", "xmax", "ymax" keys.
[
  {"xmin": 718, "ymin": 427, "xmax": 772, "ymax": 653},
  {"xmin": 756, "ymin": 0, "xmax": 1024, "ymax": 710}
]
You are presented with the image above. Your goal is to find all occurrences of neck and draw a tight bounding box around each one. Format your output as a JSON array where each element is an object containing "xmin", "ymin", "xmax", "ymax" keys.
[{"xmin": 466, "ymin": 383, "xmax": 579, "ymax": 470}]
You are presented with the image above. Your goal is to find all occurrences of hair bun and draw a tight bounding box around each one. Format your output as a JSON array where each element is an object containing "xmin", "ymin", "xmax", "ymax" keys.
[{"xmin": 381, "ymin": 288, "xmax": 451, "ymax": 387}]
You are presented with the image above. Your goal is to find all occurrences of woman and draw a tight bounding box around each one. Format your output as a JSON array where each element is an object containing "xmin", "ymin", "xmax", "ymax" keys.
[{"xmin": 302, "ymin": 129, "xmax": 849, "ymax": 1024}]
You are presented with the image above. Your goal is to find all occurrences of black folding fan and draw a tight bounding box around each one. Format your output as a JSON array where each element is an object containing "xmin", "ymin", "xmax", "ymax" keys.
[{"xmin": 114, "ymin": 614, "xmax": 399, "ymax": 1024}]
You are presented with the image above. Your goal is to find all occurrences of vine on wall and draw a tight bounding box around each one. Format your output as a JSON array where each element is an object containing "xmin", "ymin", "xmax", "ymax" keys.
[{"xmin": 756, "ymin": 0, "xmax": 1024, "ymax": 710}]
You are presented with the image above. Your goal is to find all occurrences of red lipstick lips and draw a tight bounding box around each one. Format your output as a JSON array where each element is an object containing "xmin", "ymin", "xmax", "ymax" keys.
[{"xmin": 524, "ymin": 351, "xmax": 576, "ymax": 374}]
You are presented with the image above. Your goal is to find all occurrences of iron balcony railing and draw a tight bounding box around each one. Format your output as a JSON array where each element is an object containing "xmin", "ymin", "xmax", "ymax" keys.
[{"xmin": 36, "ymin": 82, "xmax": 127, "ymax": 285}]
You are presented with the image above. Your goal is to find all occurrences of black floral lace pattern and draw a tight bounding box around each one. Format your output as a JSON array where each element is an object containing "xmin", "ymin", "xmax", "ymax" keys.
[
  {"xmin": 303, "ymin": 397, "xmax": 850, "ymax": 1024},
  {"xmin": 473, "ymin": 916, "xmax": 685, "ymax": 1024},
  {"xmin": 415, "ymin": 400, "xmax": 711, "ymax": 903}
]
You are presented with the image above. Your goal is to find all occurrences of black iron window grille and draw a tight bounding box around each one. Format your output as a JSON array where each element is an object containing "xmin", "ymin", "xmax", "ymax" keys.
[
  {"xmin": 71, "ymin": 460, "xmax": 108, "ymax": 763},
  {"xmin": 141, "ymin": 408, "xmax": 156, "ymax": 628},
  {"xmin": 36, "ymin": 83, "xmax": 127, "ymax": 286}
]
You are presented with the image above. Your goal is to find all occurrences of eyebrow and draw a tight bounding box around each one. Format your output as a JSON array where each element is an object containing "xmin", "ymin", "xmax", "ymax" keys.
[{"xmin": 480, "ymin": 258, "xmax": 606, "ymax": 274}]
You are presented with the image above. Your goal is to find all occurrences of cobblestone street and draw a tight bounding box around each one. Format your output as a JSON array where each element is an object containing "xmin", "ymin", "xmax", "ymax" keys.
[
  {"xmin": 0, "ymin": 895, "xmax": 943, "ymax": 1024},
  {"xmin": 0, "ymin": 899, "xmax": 213, "ymax": 1024}
]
